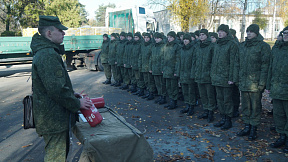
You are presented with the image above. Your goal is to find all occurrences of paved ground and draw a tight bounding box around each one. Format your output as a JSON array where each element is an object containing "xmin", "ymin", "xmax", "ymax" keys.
[{"xmin": 0, "ymin": 65, "xmax": 287, "ymax": 162}]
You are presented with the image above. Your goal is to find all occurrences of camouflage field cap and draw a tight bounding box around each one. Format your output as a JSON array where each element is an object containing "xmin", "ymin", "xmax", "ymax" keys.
[{"xmin": 39, "ymin": 15, "xmax": 68, "ymax": 30}]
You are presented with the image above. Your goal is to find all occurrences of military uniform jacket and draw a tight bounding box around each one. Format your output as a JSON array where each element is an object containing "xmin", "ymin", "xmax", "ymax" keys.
[
  {"xmin": 149, "ymin": 40, "xmax": 165, "ymax": 75},
  {"xmin": 139, "ymin": 40, "xmax": 153, "ymax": 72},
  {"xmin": 108, "ymin": 39, "xmax": 118, "ymax": 65},
  {"xmin": 123, "ymin": 40, "xmax": 134, "ymax": 68},
  {"xmin": 100, "ymin": 38, "xmax": 110, "ymax": 64},
  {"xmin": 131, "ymin": 40, "xmax": 142, "ymax": 70},
  {"xmin": 234, "ymin": 34, "xmax": 270, "ymax": 92},
  {"xmin": 211, "ymin": 35, "xmax": 238, "ymax": 87},
  {"xmin": 191, "ymin": 38, "xmax": 214, "ymax": 84},
  {"xmin": 176, "ymin": 42, "xmax": 194, "ymax": 83},
  {"xmin": 267, "ymin": 41, "xmax": 288, "ymax": 100},
  {"xmin": 162, "ymin": 40, "xmax": 181, "ymax": 78},
  {"xmin": 31, "ymin": 33, "xmax": 80, "ymax": 135},
  {"xmin": 116, "ymin": 39, "xmax": 127, "ymax": 67}
]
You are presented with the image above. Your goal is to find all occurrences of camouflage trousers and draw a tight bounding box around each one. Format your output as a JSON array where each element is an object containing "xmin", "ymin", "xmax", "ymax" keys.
[
  {"xmin": 215, "ymin": 86, "xmax": 234, "ymax": 117},
  {"xmin": 102, "ymin": 63, "xmax": 112, "ymax": 80},
  {"xmin": 154, "ymin": 75, "xmax": 166, "ymax": 96},
  {"xmin": 241, "ymin": 91, "xmax": 262, "ymax": 126},
  {"xmin": 123, "ymin": 68, "xmax": 131, "ymax": 85},
  {"xmin": 143, "ymin": 72, "xmax": 156, "ymax": 93},
  {"xmin": 43, "ymin": 131, "xmax": 69, "ymax": 162},
  {"xmin": 138, "ymin": 72, "xmax": 145, "ymax": 89},
  {"xmin": 111, "ymin": 65, "xmax": 121, "ymax": 82},
  {"xmin": 232, "ymin": 85, "xmax": 240, "ymax": 110},
  {"xmin": 165, "ymin": 78, "xmax": 179, "ymax": 101},
  {"xmin": 132, "ymin": 69, "xmax": 139, "ymax": 85},
  {"xmin": 273, "ymin": 99, "xmax": 288, "ymax": 136},
  {"xmin": 181, "ymin": 80, "xmax": 197, "ymax": 106},
  {"xmin": 198, "ymin": 83, "xmax": 216, "ymax": 111}
]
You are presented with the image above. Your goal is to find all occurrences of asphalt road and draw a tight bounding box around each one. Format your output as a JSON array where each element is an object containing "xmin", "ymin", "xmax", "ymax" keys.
[{"xmin": 0, "ymin": 65, "xmax": 287, "ymax": 162}]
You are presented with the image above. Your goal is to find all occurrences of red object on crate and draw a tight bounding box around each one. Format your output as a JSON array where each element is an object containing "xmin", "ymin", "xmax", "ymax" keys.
[
  {"xmin": 80, "ymin": 98, "xmax": 103, "ymax": 127},
  {"xmin": 90, "ymin": 97, "xmax": 105, "ymax": 108}
]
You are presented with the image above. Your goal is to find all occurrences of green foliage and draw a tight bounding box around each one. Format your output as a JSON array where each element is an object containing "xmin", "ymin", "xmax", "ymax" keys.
[
  {"xmin": 252, "ymin": 9, "xmax": 268, "ymax": 30},
  {"xmin": 1, "ymin": 31, "xmax": 22, "ymax": 36},
  {"xmin": 285, "ymin": 20, "xmax": 288, "ymax": 27},
  {"xmin": 95, "ymin": 3, "xmax": 116, "ymax": 27}
]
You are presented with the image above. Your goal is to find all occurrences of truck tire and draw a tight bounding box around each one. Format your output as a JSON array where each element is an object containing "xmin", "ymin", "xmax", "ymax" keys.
[{"xmin": 94, "ymin": 50, "xmax": 104, "ymax": 71}]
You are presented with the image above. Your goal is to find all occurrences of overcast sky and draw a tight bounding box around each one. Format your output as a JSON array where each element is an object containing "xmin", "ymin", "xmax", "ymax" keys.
[{"xmin": 79, "ymin": 0, "xmax": 164, "ymax": 19}]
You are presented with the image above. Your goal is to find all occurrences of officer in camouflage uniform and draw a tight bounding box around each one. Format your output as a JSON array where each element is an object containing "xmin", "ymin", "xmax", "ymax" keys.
[
  {"xmin": 100, "ymin": 34, "xmax": 111, "ymax": 84},
  {"xmin": 176, "ymin": 33, "xmax": 197, "ymax": 116},
  {"xmin": 115, "ymin": 32, "xmax": 127, "ymax": 87},
  {"xmin": 139, "ymin": 33, "xmax": 156, "ymax": 100},
  {"xmin": 150, "ymin": 32, "xmax": 167, "ymax": 104},
  {"xmin": 108, "ymin": 33, "xmax": 119, "ymax": 86},
  {"xmin": 192, "ymin": 29, "xmax": 216, "ymax": 123},
  {"xmin": 211, "ymin": 24, "xmax": 239, "ymax": 130},
  {"xmin": 209, "ymin": 32, "xmax": 218, "ymax": 43},
  {"xmin": 267, "ymin": 26, "xmax": 288, "ymax": 152},
  {"xmin": 163, "ymin": 31, "xmax": 181, "ymax": 109},
  {"xmin": 31, "ymin": 15, "xmax": 92, "ymax": 162},
  {"xmin": 130, "ymin": 32, "xmax": 142, "ymax": 94},
  {"xmin": 122, "ymin": 32, "xmax": 134, "ymax": 90},
  {"xmin": 234, "ymin": 24, "xmax": 271, "ymax": 140}
]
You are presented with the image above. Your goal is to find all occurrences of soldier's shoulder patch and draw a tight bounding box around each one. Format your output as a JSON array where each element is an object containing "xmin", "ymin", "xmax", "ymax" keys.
[{"xmin": 55, "ymin": 69, "xmax": 63, "ymax": 78}]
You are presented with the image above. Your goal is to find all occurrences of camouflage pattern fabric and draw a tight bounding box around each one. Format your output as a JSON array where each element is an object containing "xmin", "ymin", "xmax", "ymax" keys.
[{"xmin": 100, "ymin": 37, "xmax": 110, "ymax": 64}]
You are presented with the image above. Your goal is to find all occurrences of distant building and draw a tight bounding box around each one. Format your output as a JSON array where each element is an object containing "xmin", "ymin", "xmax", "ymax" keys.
[{"xmin": 154, "ymin": 9, "xmax": 284, "ymax": 39}]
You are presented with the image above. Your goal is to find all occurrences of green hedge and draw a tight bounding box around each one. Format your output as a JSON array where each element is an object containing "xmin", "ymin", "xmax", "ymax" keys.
[{"xmin": 1, "ymin": 31, "xmax": 22, "ymax": 36}]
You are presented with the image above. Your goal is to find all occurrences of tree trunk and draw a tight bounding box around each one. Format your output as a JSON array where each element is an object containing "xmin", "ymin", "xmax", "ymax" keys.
[
  {"xmin": 271, "ymin": 0, "xmax": 276, "ymax": 41},
  {"xmin": 5, "ymin": 5, "xmax": 11, "ymax": 31},
  {"xmin": 240, "ymin": 0, "xmax": 248, "ymax": 42}
]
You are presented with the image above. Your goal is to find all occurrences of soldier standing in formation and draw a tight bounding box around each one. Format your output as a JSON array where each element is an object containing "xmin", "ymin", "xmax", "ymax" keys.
[
  {"xmin": 101, "ymin": 34, "xmax": 112, "ymax": 84},
  {"xmin": 115, "ymin": 32, "xmax": 127, "ymax": 87},
  {"xmin": 108, "ymin": 33, "xmax": 119, "ymax": 86},
  {"xmin": 123, "ymin": 32, "xmax": 134, "ymax": 91}
]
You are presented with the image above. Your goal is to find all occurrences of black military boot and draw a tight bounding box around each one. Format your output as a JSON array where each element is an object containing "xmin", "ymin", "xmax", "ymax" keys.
[
  {"xmin": 233, "ymin": 106, "xmax": 240, "ymax": 118},
  {"xmin": 207, "ymin": 110, "xmax": 214, "ymax": 123},
  {"xmin": 248, "ymin": 126, "xmax": 257, "ymax": 141},
  {"xmin": 142, "ymin": 91, "xmax": 150, "ymax": 99},
  {"xmin": 138, "ymin": 88, "xmax": 145, "ymax": 97},
  {"xmin": 122, "ymin": 84, "xmax": 129, "ymax": 90},
  {"xmin": 110, "ymin": 81, "xmax": 116, "ymax": 86},
  {"xmin": 237, "ymin": 124, "xmax": 251, "ymax": 136},
  {"xmin": 168, "ymin": 100, "xmax": 177, "ymax": 110},
  {"xmin": 154, "ymin": 96, "xmax": 162, "ymax": 103},
  {"xmin": 180, "ymin": 104, "xmax": 190, "ymax": 114},
  {"xmin": 158, "ymin": 96, "xmax": 167, "ymax": 105},
  {"xmin": 221, "ymin": 116, "xmax": 232, "ymax": 130},
  {"xmin": 164, "ymin": 99, "xmax": 172, "ymax": 108},
  {"xmin": 270, "ymin": 134, "xmax": 286, "ymax": 148},
  {"xmin": 102, "ymin": 79, "xmax": 111, "ymax": 84},
  {"xmin": 114, "ymin": 81, "xmax": 121, "ymax": 87},
  {"xmin": 283, "ymin": 138, "xmax": 288, "ymax": 153},
  {"xmin": 146, "ymin": 92, "xmax": 155, "ymax": 100},
  {"xmin": 133, "ymin": 88, "xmax": 140, "ymax": 95},
  {"xmin": 187, "ymin": 105, "xmax": 195, "ymax": 116},
  {"xmin": 214, "ymin": 115, "xmax": 226, "ymax": 127},
  {"xmin": 130, "ymin": 85, "xmax": 137, "ymax": 93},
  {"xmin": 197, "ymin": 110, "xmax": 209, "ymax": 119}
]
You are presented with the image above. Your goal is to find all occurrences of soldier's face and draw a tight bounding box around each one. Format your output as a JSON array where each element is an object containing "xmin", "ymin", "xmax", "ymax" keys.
[
  {"xmin": 167, "ymin": 36, "xmax": 174, "ymax": 42},
  {"xmin": 103, "ymin": 36, "xmax": 107, "ymax": 41},
  {"xmin": 144, "ymin": 36, "xmax": 150, "ymax": 42},
  {"xmin": 120, "ymin": 36, "xmax": 125, "ymax": 40},
  {"xmin": 155, "ymin": 37, "xmax": 162, "ymax": 43},
  {"xmin": 127, "ymin": 36, "xmax": 132, "ymax": 41},
  {"xmin": 199, "ymin": 33, "xmax": 207, "ymax": 42},
  {"xmin": 48, "ymin": 27, "xmax": 65, "ymax": 44},
  {"xmin": 277, "ymin": 35, "xmax": 283, "ymax": 41},
  {"xmin": 246, "ymin": 31, "xmax": 257, "ymax": 40},
  {"xmin": 211, "ymin": 36, "xmax": 217, "ymax": 43},
  {"xmin": 183, "ymin": 39, "xmax": 190, "ymax": 45},
  {"xmin": 134, "ymin": 36, "xmax": 140, "ymax": 41},
  {"xmin": 191, "ymin": 37, "xmax": 195, "ymax": 41},
  {"xmin": 218, "ymin": 30, "xmax": 227, "ymax": 39},
  {"xmin": 283, "ymin": 30, "xmax": 288, "ymax": 42},
  {"xmin": 111, "ymin": 36, "xmax": 115, "ymax": 40}
]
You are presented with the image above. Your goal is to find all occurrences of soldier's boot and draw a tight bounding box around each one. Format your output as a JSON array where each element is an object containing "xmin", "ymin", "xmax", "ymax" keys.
[
  {"xmin": 180, "ymin": 104, "xmax": 190, "ymax": 114},
  {"xmin": 167, "ymin": 100, "xmax": 177, "ymax": 110},
  {"xmin": 146, "ymin": 92, "xmax": 155, "ymax": 100},
  {"xmin": 142, "ymin": 91, "xmax": 150, "ymax": 99},
  {"xmin": 133, "ymin": 88, "xmax": 140, "ymax": 95},
  {"xmin": 207, "ymin": 110, "xmax": 214, "ymax": 123},
  {"xmin": 114, "ymin": 81, "xmax": 121, "ymax": 87},
  {"xmin": 154, "ymin": 96, "xmax": 162, "ymax": 103},
  {"xmin": 283, "ymin": 138, "xmax": 288, "ymax": 153},
  {"xmin": 197, "ymin": 110, "xmax": 209, "ymax": 119},
  {"xmin": 248, "ymin": 126, "xmax": 257, "ymax": 141},
  {"xmin": 214, "ymin": 115, "xmax": 226, "ymax": 127},
  {"xmin": 187, "ymin": 105, "xmax": 195, "ymax": 116},
  {"xmin": 130, "ymin": 85, "xmax": 137, "ymax": 93},
  {"xmin": 233, "ymin": 106, "xmax": 240, "ymax": 118},
  {"xmin": 164, "ymin": 99, "xmax": 172, "ymax": 108},
  {"xmin": 127, "ymin": 84, "xmax": 135, "ymax": 92},
  {"xmin": 138, "ymin": 88, "xmax": 145, "ymax": 97},
  {"xmin": 221, "ymin": 116, "xmax": 232, "ymax": 130},
  {"xmin": 270, "ymin": 134, "xmax": 286, "ymax": 148},
  {"xmin": 121, "ymin": 84, "xmax": 129, "ymax": 90},
  {"xmin": 237, "ymin": 124, "xmax": 251, "ymax": 136},
  {"xmin": 110, "ymin": 82, "xmax": 116, "ymax": 86},
  {"xmin": 158, "ymin": 96, "xmax": 167, "ymax": 105},
  {"xmin": 102, "ymin": 79, "xmax": 111, "ymax": 84}
]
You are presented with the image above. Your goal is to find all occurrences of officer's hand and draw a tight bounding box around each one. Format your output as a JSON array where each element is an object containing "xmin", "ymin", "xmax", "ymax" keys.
[
  {"xmin": 174, "ymin": 74, "xmax": 177, "ymax": 76},
  {"xmin": 265, "ymin": 89, "xmax": 270, "ymax": 94},
  {"xmin": 80, "ymin": 98, "xmax": 92, "ymax": 110},
  {"xmin": 74, "ymin": 92, "xmax": 82, "ymax": 98},
  {"xmin": 228, "ymin": 81, "xmax": 234, "ymax": 85},
  {"xmin": 149, "ymin": 71, "xmax": 152, "ymax": 73}
]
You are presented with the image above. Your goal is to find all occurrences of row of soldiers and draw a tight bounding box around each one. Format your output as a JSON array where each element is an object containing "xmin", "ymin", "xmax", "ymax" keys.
[{"xmin": 100, "ymin": 24, "xmax": 288, "ymax": 153}]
